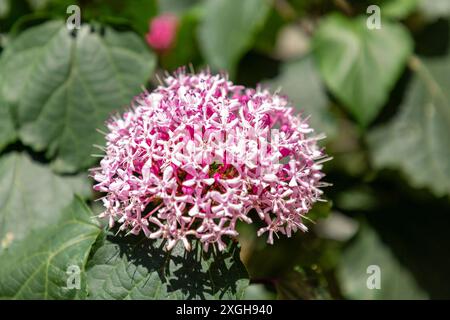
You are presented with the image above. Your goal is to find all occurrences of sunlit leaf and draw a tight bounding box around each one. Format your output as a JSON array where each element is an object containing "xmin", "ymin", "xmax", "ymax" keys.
[
  {"xmin": 313, "ymin": 14, "xmax": 412, "ymax": 125},
  {"xmin": 86, "ymin": 233, "xmax": 249, "ymax": 299},
  {"xmin": 0, "ymin": 21, "xmax": 156, "ymax": 172}
]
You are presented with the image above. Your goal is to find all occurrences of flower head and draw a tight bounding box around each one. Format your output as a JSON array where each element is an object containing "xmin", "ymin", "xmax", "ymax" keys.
[
  {"xmin": 92, "ymin": 69, "xmax": 329, "ymax": 251},
  {"xmin": 145, "ymin": 14, "xmax": 178, "ymax": 52}
]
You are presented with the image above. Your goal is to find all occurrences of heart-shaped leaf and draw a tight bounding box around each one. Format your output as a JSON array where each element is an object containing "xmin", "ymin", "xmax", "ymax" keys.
[
  {"xmin": 313, "ymin": 14, "xmax": 412, "ymax": 125},
  {"xmin": 198, "ymin": 0, "xmax": 270, "ymax": 76},
  {"xmin": 0, "ymin": 196, "xmax": 101, "ymax": 299},
  {"xmin": 0, "ymin": 21, "xmax": 156, "ymax": 172},
  {"xmin": 368, "ymin": 55, "xmax": 450, "ymax": 196},
  {"xmin": 85, "ymin": 233, "xmax": 249, "ymax": 300}
]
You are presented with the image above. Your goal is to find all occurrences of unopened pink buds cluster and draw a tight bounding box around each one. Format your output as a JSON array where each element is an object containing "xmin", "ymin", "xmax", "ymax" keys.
[{"xmin": 92, "ymin": 69, "xmax": 329, "ymax": 251}]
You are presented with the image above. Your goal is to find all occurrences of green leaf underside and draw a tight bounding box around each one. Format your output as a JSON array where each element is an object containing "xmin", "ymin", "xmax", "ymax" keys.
[
  {"xmin": 0, "ymin": 94, "xmax": 16, "ymax": 151},
  {"xmin": 198, "ymin": 0, "xmax": 270, "ymax": 76},
  {"xmin": 368, "ymin": 56, "xmax": 450, "ymax": 196},
  {"xmin": 0, "ymin": 152, "xmax": 91, "ymax": 249},
  {"xmin": 266, "ymin": 55, "xmax": 337, "ymax": 139},
  {"xmin": 86, "ymin": 233, "xmax": 249, "ymax": 300},
  {"xmin": 313, "ymin": 14, "xmax": 412, "ymax": 125},
  {"xmin": 0, "ymin": 197, "xmax": 100, "ymax": 299},
  {"xmin": 338, "ymin": 224, "xmax": 428, "ymax": 299},
  {"xmin": 0, "ymin": 20, "xmax": 156, "ymax": 172}
]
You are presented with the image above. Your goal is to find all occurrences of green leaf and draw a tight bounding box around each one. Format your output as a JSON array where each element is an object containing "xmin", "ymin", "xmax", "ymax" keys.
[
  {"xmin": 160, "ymin": 7, "xmax": 201, "ymax": 71},
  {"xmin": 306, "ymin": 201, "xmax": 332, "ymax": 223},
  {"xmin": 82, "ymin": 0, "xmax": 157, "ymax": 35},
  {"xmin": 0, "ymin": 196, "xmax": 101, "ymax": 299},
  {"xmin": 336, "ymin": 187, "xmax": 377, "ymax": 211},
  {"xmin": 419, "ymin": 0, "xmax": 450, "ymax": 20},
  {"xmin": 159, "ymin": 0, "xmax": 200, "ymax": 14},
  {"xmin": 27, "ymin": 0, "xmax": 50, "ymax": 11},
  {"xmin": 379, "ymin": 0, "xmax": 419, "ymax": 19},
  {"xmin": 0, "ymin": 0, "xmax": 10, "ymax": 18},
  {"xmin": 198, "ymin": 0, "xmax": 271, "ymax": 77},
  {"xmin": 265, "ymin": 55, "xmax": 337, "ymax": 139},
  {"xmin": 0, "ymin": 152, "xmax": 91, "ymax": 249},
  {"xmin": 85, "ymin": 233, "xmax": 249, "ymax": 299},
  {"xmin": 313, "ymin": 14, "xmax": 413, "ymax": 125},
  {"xmin": 0, "ymin": 20, "xmax": 156, "ymax": 172},
  {"xmin": 337, "ymin": 223, "xmax": 428, "ymax": 299},
  {"xmin": 0, "ymin": 95, "xmax": 16, "ymax": 151},
  {"xmin": 276, "ymin": 266, "xmax": 333, "ymax": 300},
  {"xmin": 115, "ymin": 0, "xmax": 157, "ymax": 34},
  {"xmin": 368, "ymin": 56, "xmax": 450, "ymax": 196},
  {"xmin": 243, "ymin": 284, "xmax": 276, "ymax": 300}
]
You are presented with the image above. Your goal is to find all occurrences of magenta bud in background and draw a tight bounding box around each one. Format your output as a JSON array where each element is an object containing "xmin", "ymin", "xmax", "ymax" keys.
[{"xmin": 146, "ymin": 14, "xmax": 179, "ymax": 52}]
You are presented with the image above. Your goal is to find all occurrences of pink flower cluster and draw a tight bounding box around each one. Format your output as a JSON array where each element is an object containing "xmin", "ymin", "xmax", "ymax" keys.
[
  {"xmin": 145, "ymin": 14, "xmax": 178, "ymax": 52},
  {"xmin": 92, "ymin": 70, "xmax": 328, "ymax": 251}
]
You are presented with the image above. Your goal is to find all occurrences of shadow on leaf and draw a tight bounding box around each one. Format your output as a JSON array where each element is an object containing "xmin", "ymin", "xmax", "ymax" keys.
[{"xmin": 85, "ymin": 230, "xmax": 249, "ymax": 300}]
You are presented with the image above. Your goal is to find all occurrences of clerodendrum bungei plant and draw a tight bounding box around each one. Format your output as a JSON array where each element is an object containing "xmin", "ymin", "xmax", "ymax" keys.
[{"xmin": 91, "ymin": 69, "xmax": 329, "ymax": 252}]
